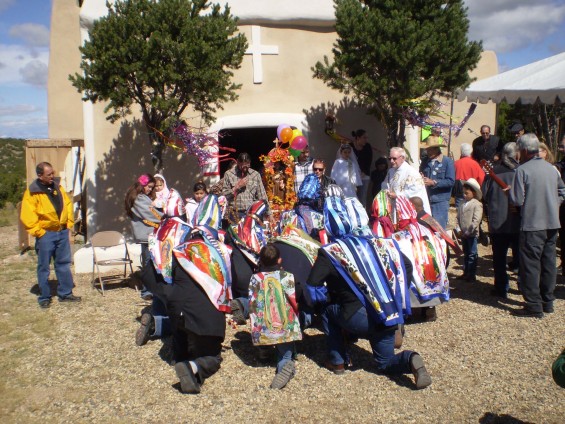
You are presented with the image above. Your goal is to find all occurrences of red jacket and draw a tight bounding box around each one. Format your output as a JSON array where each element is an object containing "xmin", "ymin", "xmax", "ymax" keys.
[{"xmin": 454, "ymin": 156, "xmax": 485, "ymax": 186}]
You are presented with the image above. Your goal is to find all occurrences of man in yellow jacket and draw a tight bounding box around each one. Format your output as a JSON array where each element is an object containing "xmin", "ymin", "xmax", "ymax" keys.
[{"xmin": 20, "ymin": 162, "xmax": 81, "ymax": 308}]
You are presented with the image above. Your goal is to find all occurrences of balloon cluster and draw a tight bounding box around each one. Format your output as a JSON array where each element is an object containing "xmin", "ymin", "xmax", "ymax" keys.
[{"xmin": 276, "ymin": 123, "xmax": 307, "ymax": 158}]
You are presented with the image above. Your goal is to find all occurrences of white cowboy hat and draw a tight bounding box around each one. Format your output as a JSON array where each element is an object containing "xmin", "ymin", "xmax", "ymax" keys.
[{"xmin": 463, "ymin": 178, "xmax": 482, "ymax": 201}]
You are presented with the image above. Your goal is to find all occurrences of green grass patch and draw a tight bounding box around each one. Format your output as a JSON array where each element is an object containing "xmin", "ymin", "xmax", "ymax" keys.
[{"xmin": 0, "ymin": 205, "xmax": 19, "ymax": 227}]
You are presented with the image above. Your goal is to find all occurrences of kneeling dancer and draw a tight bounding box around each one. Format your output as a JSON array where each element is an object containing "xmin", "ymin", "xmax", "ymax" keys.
[
  {"xmin": 167, "ymin": 195, "xmax": 232, "ymax": 394},
  {"xmin": 306, "ymin": 195, "xmax": 432, "ymax": 389}
]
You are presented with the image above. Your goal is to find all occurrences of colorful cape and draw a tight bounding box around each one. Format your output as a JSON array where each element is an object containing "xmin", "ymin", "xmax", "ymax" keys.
[
  {"xmin": 148, "ymin": 217, "xmax": 192, "ymax": 284},
  {"xmin": 173, "ymin": 195, "xmax": 233, "ymax": 312},
  {"xmin": 248, "ymin": 270, "xmax": 302, "ymax": 346},
  {"xmin": 322, "ymin": 235, "xmax": 409, "ymax": 327}
]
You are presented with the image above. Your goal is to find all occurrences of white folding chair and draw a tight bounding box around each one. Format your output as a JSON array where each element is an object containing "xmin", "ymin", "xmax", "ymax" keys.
[{"xmin": 90, "ymin": 231, "xmax": 135, "ymax": 295}]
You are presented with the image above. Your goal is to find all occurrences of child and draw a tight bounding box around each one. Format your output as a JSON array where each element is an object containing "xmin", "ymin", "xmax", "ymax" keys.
[
  {"xmin": 456, "ymin": 178, "xmax": 483, "ymax": 282},
  {"xmin": 152, "ymin": 174, "xmax": 169, "ymax": 212},
  {"xmin": 185, "ymin": 181, "xmax": 208, "ymax": 224},
  {"xmin": 248, "ymin": 244, "xmax": 302, "ymax": 389}
]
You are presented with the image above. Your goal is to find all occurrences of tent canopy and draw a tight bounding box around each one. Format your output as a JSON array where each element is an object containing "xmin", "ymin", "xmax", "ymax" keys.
[{"xmin": 458, "ymin": 52, "xmax": 565, "ymax": 105}]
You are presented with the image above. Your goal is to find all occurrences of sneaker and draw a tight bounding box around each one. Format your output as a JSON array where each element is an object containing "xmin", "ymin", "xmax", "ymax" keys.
[
  {"xmin": 410, "ymin": 353, "xmax": 432, "ymax": 389},
  {"xmin": 270, "ymin": 361, "xmax": 296, "ymax": 389},
  {"xmin": 58, "ymin": 294, "xmax": 82, "ymax": 302},
  {"xmin": 39, "ymin": 299, "xmax": 51, "ymax": 309},
  {"xmin": 230, "ymin": 299, "xmax": 246, "ymax": 325},
  {"xmin": 135, "ymin": 313, "xmax": 155, "ymax": 346},
  {"xmin": 324, "ymin": 360, "xmax": 345, "ymax": 375},
  {"xmin": 175, "ymin": 361, "xmax": 201, "ymax": 394},
  {"xmin": 141, "ymin": 293, "xmax": 153, "ymax": 301},
  {"xmin": 511, "ymin": 308, "xmax": 543, "ymax": 318}
]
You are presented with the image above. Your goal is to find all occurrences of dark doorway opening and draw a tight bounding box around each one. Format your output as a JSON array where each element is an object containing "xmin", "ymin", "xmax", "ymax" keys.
[{"xmin": 218, "ymin": 127, "xmax": 277, "ymax": 176}]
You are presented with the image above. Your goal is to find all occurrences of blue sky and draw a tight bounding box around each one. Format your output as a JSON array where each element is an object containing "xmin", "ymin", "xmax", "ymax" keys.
[{"xmin": 1, "ymin": 0, "xmax": 564, "ymax": 139}]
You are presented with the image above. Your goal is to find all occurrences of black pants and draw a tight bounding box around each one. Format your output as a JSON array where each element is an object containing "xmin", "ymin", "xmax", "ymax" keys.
[{"xmin": 519, "ymin": 230, "xmax": 557, "ymax": 313}]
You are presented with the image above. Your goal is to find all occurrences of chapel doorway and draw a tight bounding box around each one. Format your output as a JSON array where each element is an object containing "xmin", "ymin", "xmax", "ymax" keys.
[{"xmin": 218, "ymin": 127, "xmax": 277, "ymax": 176}]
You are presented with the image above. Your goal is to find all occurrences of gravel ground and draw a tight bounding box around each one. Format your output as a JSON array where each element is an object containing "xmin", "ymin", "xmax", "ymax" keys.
[{"xmin": 1, "ymin": 214, "xmax": 564, "ymax": 423}]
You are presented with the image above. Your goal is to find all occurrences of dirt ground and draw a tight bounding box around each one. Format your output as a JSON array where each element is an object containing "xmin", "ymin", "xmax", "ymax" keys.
[{"xmin": 0, "ymin": 213, "xmax": 564, "ymax": 423}]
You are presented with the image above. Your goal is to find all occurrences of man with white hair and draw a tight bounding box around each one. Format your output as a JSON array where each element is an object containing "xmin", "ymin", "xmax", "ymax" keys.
[
  {"xmin": 382, "ymin": 147, "xmax": 431, "ymax": 220},
  {"xmin": 510, "ymin": 134, "xmax": 565, "ymax": 318},
  {"xmin": 454, "ymin": 143, "xmax": 485, "ymax": 207}
]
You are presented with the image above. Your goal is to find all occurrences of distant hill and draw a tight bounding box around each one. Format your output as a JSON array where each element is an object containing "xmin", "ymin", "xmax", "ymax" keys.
[{"xmin": 0, "ymin": 138, "xmax": 26, "ymax": 208}]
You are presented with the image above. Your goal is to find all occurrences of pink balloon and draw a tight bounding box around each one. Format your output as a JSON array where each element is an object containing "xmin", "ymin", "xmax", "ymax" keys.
[
  {"xmin": 277, "ymin": 123, "xmax": 290, "ymax": 140},
  {"xmin": 291, "ymin": 135, "xmax": 308, "ymax": 151}
]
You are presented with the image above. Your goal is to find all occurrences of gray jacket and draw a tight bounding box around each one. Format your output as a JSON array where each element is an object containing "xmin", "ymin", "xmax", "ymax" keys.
[
  {"xmin": 510, "ymin": 157, "xmax": 565, "ymax": 231},
  {"xmin": 130, "ymin": 194, "xmax": 162, "ymax": 242}
]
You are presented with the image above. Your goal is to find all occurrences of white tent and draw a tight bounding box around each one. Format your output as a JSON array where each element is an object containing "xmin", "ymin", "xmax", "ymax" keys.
[{"xmin": 458, "ymin": 52, "xmax": 565, "ymax": 104}]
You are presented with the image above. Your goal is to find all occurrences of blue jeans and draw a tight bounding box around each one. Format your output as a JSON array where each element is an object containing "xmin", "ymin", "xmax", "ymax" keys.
[
  {"xmin": 430, "ymin": 201, "xmax": 449, "ymax": 230},
  {"xmin": 152, "ymin": 296, "xmax": 171, "ymax": 337},
  {"xmin": 140, "ymin": 243, "xmax": 152, "ymax": 298},
  {"xmin": 35, "ymin": 229, "xmax": 74, "ymax": 303},
  {"xmin": 323, "ymin": 304, "xmax": 412, "ymax": 374},
  {"xmin": 462, "ymin": 236, "xmax": 478, "ymax": 279},
  {"xmin": 275, "ymin": 342, "xmax": 295, "ymax": 373}
]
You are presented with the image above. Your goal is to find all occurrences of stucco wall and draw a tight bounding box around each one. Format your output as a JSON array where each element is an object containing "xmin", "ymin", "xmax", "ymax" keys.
[
  {"xmin": 48, "ymin": 0, "xmax": 84, "ymax": 139},
  {"xmin": 48, "ymin": 2, "xmax": 497, "ymax": 234}
]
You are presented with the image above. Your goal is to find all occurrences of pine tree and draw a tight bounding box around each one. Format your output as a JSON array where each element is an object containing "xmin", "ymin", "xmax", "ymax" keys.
[
  {"xmin": 313, "ymin": 0, "xmax": 482, "ymax": 147},
  {"xmin": 69, "ymin": 0, "xmax": 247, "ymax": 171}
]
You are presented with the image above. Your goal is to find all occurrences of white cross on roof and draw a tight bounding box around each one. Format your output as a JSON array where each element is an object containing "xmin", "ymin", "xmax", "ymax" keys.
[{"xmin": 244, "ymin": 25, "xmax": 279, "ymax": 84}]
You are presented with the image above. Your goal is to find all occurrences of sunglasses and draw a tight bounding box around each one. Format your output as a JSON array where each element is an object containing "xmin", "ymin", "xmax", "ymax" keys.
[{"xmin": 313, "ymin": 167, "xmax": 324, "ymax": 172}]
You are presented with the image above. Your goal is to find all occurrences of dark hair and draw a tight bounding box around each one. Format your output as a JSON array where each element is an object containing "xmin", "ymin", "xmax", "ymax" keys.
[
  {"xmin": 409, "ymin": 196, "xmax": 424, "ymax": 211},
  {"xmin": 124, "ymin": 175, "xmax": 156, "ymax": 218},
  {"xmin": 259, "ymin": 243, "xmax": 280, "ymax": 267},
  {"xmin": 312, "ymin": 158, "xmax": 326, "ymax": 166},
  {"xmin": 36, "ymin": 162, "xmax": 53, "ymax": 176},
  {"xmin": 351, "ymin": 129, "xmax": 366, "ymax": 139},
  {"xmin": 193, "ymin": 181, "xmax": 208, "ymax": 193},
  {"xmin": 237, "ymin": 152, "xmax": 251, "ymax": 163}
]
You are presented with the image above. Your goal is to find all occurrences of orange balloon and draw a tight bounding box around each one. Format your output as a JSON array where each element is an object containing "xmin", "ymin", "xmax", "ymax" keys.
[{"xmin": 280, "ymin": 127, "xmax": 293, "ymax": 143}]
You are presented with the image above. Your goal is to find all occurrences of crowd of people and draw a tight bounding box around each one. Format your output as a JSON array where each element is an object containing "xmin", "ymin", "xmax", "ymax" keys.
[{"xmin": 21, "ymin": 124, "xmax": 565, "ymax": 393}]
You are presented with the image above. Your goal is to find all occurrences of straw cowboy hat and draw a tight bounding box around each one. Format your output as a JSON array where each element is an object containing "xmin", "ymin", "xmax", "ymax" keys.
[
  {"xmin": 420, "ymin": 134, "xmax": 447, "ymax": 150},
  {"xmin": 463, "ymin": 178, "xmax": 482, "ymax": 201}
]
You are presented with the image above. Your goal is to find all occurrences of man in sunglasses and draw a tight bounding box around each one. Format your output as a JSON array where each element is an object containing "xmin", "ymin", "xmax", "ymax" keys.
[{"xmin": 471, "ymin": 124, "xmax": 503, "ymax": 162}]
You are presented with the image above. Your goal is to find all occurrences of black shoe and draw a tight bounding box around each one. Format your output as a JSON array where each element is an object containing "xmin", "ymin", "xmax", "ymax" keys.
[
  {"xmin": 543, "ymin": 305, "xmax": 554, "ymax": 314},
  {"xmin": 230, "ymin": 299, "xmax": 246, "ymax": 325},
  {"xmin": 141, "ymin": 294, "xmax": 153, "ymax": 301},
  {"xmin": 39, "ymin": 299, "xmax": 51, "ymax": 309},
  {"xmin": 59, "ymin": 294, "xmax": 82, "ymax": 302},
  {"xmin": 490, "ymin": 289, "xmax": 508, "ymax": 299},
  {"xmin": 410, "ymin": 353, "xmax": 432, "ymax": 389},
  {"xmin": 511, "ymin": 308, "xmax": 543, "ymax": 318},
  {"xmin": 424, "ymin": 307, "xmax": 437, "ymax": 322},
  {"xmin": 135, "ymin": 313, "xmax": 154, "ymax": 346},
  {"xmin": 175, "ymin": 361, "xmax": 201, "ymax": 394}
]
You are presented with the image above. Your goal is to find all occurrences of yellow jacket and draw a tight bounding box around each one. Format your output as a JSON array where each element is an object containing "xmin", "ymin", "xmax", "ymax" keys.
[{"xmin": 20, "ymin": 180, "xmax": 74, "ymax": 238}]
